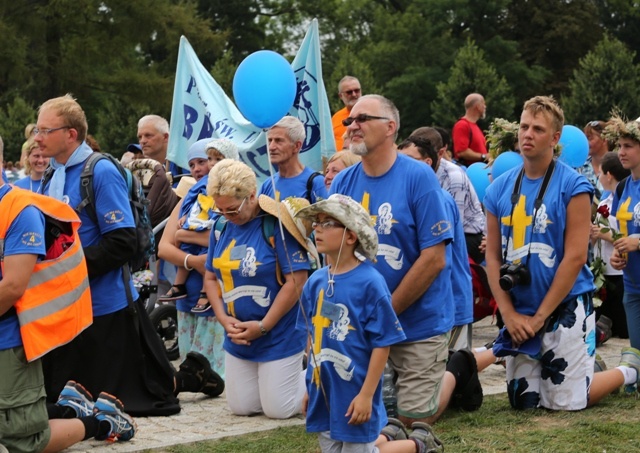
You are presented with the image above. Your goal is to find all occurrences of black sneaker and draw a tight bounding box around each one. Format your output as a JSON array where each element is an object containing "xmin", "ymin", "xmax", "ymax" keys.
[
  {"xmin": 179, "ymin": 351, "xmax": 213, "ymax": 392},
  {"xmin": 449, "ymin": 349, "xmax": 484, "ymax": 411}
]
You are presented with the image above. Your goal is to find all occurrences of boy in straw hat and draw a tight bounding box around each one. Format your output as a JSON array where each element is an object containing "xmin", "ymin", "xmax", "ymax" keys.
[{"xmin": 296, "ymin": 194, "xmax": 438, "ymax": 453}]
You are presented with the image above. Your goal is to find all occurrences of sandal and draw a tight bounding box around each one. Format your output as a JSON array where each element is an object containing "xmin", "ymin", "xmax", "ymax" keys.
[
  {"xmin": 158, "ymin": 284, "xmax": 187, "ymax": 302},
  {"xmin": 381, "ymin": 417, "xmax": 408, "ymax": 441},
  {"xmin": 409, "ymin": 422, "xmax": 444, "ymax": 453},
  {"xmin": 191, "ymin": 291, "xmax": 211, "ymax": 313}
]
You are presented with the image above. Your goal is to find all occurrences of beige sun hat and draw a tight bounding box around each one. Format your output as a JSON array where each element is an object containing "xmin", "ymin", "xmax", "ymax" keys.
[
  {"xmin": 295, "ymin": 193, "xmax": 378, "ymax": 262},
  {"xmin": 173, "ymin": 176, "xmax": 197, "ymax": 199},
  {"xmin": 258, "ymin": 194, "xmax": 320, "ymax": 265}
]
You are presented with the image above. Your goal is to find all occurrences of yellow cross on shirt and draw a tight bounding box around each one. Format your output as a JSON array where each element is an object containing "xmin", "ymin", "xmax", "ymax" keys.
[
  {"xmin": 311, "ymin": 289, "xmax": 331, "ymax": 387},
  {"xmin": 616, "ymin": 197, "xmax": 633, "ymax": 237},
  {"xmin": 501, "ymin": 195, "xmax": 532, "ymax": 263},
  {"xmin": 213, "ymin": 239, "xmax": 242, "ymax": 317}
]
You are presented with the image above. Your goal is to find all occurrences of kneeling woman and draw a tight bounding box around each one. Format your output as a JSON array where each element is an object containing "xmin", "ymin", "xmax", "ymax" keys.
[{"xmin": 204, "ymin": 159, "xmax": 313, "ymax": 419}]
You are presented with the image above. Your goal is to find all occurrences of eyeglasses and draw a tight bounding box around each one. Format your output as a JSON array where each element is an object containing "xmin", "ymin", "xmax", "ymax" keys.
[
  {"xmin": 588, "ymin": 121, "xmax": 603, "ymax": 132},
  {"xmin": 312, "ymin": 219, "xmax": 345, "ymax": 230},
  {"xmin": 213, "ymin": 197, "xmax": 247, "ymax": 216},
  {"xmin": 341, "ymin": 88, "xmax": 361, "ymax": 96},
  {"xmin": 32, "ymin": 126, "xmax": 71, "ymax": 137},
  {"xmin": 342, "ymin": 114, "xmax": 390, "ymax": 127}
]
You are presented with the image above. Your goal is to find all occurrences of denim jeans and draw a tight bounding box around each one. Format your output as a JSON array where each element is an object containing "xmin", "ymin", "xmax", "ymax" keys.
[{"xmin": 623, "ymin": 292, "xmax": 640, "ymax": 349}]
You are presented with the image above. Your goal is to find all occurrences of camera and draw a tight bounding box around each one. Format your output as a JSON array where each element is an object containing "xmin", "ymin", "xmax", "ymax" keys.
[{"xmin": 499, "ymin": 263, "xmax": 531, "ymax": 291}]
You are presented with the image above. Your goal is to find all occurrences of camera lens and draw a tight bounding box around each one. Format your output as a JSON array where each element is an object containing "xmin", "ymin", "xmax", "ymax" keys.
[{"xmin": 499, "ymin": 274, "xmax": 516, "ymax": 291}]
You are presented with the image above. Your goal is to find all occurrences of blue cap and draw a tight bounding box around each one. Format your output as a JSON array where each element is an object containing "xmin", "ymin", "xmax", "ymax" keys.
[
  {"xmin": 187, "ymin": 138, "xmax": 210, "ymax": 163},
  {"xmin": 127, "ymin": 143, "xmax": 142, "ymax": 153},
  {"xmin": 493, "ymin": 327, "xmax": 542, "ymax": 357}
]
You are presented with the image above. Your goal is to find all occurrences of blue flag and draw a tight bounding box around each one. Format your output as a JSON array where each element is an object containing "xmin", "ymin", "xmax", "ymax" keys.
[{"xmin": 167, "ymin": 19, "xmax": 334, "ymax": 181}]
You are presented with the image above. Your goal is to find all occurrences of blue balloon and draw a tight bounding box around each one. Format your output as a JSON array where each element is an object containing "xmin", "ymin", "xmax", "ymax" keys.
[
  {"xmin": 492, "ymin": 151, "xmax": 523, "ymax": 180},
  {"xmin": 233, "ymin": 50, "xmax": 297, "ymax": 128},
  {"xmin": 558, "ymin": 125, "xmax": 589, "ymax": 168},
  {"xmin": 466, "ymin": 162, "xmax": 491, "ymax": 202}
]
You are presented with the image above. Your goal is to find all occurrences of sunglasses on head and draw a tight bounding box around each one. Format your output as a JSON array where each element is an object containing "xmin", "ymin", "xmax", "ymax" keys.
[
  {"xmin": 588, "ymin": 121, "xmax": 603, "ymax": 132},
  {"xmin": 342, "ymin": 114, "xmax": 390, "ymax": 127}
]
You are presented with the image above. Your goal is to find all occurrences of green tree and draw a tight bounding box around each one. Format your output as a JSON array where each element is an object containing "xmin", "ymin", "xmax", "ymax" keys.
[
  {"xmin": 0, "ymin": 96, "xmax": 37, "ymax": 163},
  {"xmin": 431, "ymin": 40, "xmax": 515, "ymax": 130},
  {"xmin": 562, "ymin": 35, "xmax": 640, "ymax": 125}
]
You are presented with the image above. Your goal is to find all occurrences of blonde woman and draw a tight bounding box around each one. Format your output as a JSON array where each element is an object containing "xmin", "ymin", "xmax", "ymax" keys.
[
  {"xmin": 15, "ymin": 139, "xmax": 49, "ymax": 192},
  {"xmin": 324, "ymin": 150, "xmax": 361, "ymax": 190}
]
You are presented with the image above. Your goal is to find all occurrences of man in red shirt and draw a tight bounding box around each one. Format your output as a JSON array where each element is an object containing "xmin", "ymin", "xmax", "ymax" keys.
[{"xmin": 452, "ymin": 93, "xmax": 488, "ymax": 167}]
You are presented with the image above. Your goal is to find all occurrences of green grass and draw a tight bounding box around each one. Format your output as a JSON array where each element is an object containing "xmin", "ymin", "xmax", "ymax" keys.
[{"xmin": 163, "ymin": 393, "xmax": 640, "ymax": 453}]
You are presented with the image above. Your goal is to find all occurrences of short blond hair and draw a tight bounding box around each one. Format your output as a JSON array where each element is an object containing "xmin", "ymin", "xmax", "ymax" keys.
[
  {"xmin": 522, "ymin": 96, "xmax": 564, "ymax": 134},
  {"xmin": 207, "ymin": 159, "xmax": 257, "ymax": 199},
  {"xmin": 327, "ymin": 150, "xmax": 361, "ymax": 168},
  {"xmin": 39, "ymin": 94, "xmax": 88, "ymax": 142}
]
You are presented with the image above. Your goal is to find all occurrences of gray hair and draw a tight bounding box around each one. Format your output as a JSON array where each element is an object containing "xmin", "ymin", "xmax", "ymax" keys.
[
  {"xmin": 271, "ymin": 116, "xmax": 305, "ymax": 144},
  {"xmin": 138, "ymin": 115, "xmax": 169, "ymax": 134},
  {"xmin": 359, "ymin": 94, "xmax": 400, "ymax": 139},
  {"xmin": 338, "ymin": 76, "xmax": 360, "ymax": 93}
]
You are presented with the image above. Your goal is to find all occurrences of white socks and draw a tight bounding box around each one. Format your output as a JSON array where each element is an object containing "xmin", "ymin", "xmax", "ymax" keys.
[{"xmin": 616, "ymin": 365, "xmax": 638, "ymax": 385}]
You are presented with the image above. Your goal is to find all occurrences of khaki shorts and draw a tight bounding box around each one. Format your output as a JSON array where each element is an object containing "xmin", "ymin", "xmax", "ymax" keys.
[
  {"xmin": 0, "ymin": 347, "xmax": 50, "ymax": 453},
  {"xmin": 388, "ymin": 332, "xmax": 449, "ymax": 419}
]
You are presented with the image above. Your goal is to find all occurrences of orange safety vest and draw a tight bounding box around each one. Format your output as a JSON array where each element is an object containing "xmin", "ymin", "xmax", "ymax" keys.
[{"xmin": 0, "ymin": 188, "xmax": 93, "ymax": 361}]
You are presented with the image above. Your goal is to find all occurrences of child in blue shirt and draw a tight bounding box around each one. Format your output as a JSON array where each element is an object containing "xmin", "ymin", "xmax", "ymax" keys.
[{"xmin": 297, "ymin": 194, "xmax": 435, "ymax": 453}]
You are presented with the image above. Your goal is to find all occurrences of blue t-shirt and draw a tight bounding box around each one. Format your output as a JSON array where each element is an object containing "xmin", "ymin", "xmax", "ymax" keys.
[
  {"xmin": 14, "ymin": 177, "xmax": 42, "ymax": 193},
  {"xmin": 44, "ymin": 156, "xmax": 137, "ymax": 317},
  {"xmin": 442, "ymin": 190, "xmax": 473, "ymax": 326},
  {"xmin": 205, "ymin": 213, "xmax": 310, "ymax": 361},
  {"xmin": 298, "ymin": 262, "xmax": 406, "ymax": 443},
  {"xmin": 260, "ymin": 166, "xmax": 328, "ymax": 203},
  {"xmin": 484, "ymin": 160, "xmax": 595, "ymax": 315},
  {"xmin": 612, "ymin": 176, "xmax": 640, "ymax": 294},
  {"xmin": 0, "ymin": 185, "xmax": 46, "ymax": 351},
  {"xmin": 330, "ymin": 154, "xmax": 455, "ymax": 341}
]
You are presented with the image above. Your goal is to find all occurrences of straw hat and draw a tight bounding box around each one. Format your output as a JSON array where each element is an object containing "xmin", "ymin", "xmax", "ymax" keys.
[
  {"xmin": 295, "ymin": 193, "xmax": 378, "ymax": 262},
  {"xmin": 258, "ymin": 195, "xmax": 319, "ymax": 265},
  {"xmin": 173, "ymin": 176, "xmax": 197, "ymax": 199}
]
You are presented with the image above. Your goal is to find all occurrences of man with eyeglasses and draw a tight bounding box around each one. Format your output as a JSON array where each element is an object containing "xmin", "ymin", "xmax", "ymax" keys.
[
  {"xmin": 35, "ymin": 94, "xmax": 195, "ymax": 417},
  {"xmin": 331, "ymin": 76, "xmax": 362, "ymax": 150},
  {"xmin": 452, "ymin": 93, "xmax": 488, "ymax": 167},
  {"xmin": 330, "ymin": 94, "xmax": 455, "ymax": 447}
]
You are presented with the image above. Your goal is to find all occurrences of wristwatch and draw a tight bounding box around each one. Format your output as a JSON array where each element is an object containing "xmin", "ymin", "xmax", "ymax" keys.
[
  {"xmin": 258, "ymin": 320, "xmax": 268, "ymax": 336},
  {"xmin": 480, "ymin": 154, "xmax": 487, "ymax": 162}
]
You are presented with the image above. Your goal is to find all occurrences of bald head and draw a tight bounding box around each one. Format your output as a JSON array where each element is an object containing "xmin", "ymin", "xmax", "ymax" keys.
[{"xmin": 464, "ymin": 93, "xmax": 486, "ymax": 122}]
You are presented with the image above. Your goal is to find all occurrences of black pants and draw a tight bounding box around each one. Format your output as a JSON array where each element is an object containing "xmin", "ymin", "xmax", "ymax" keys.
[
  {"xmin": 465, "ymin": 232, "xmax": 485, "ymax": 265},
  {"xmin": 43, "ymin": 300, "xmax": 180, "ymax": 416}
]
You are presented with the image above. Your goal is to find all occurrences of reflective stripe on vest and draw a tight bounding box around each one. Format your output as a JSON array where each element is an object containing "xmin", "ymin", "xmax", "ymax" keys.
[{"xmin": 0, "ymin": 188, "xmax": 93, "ymax": 361}]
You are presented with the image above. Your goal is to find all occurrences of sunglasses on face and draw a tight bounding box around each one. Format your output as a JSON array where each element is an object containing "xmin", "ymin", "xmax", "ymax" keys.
[
  {"xmin": 342, "ymin": 114, "xmax": 390, "ymax": 127},
  {"xmin": 311, "ymin": 219, "xmax": 345, "ymax": 230},
  {"xmin": 341, "ymin": 88, "xmax": 361, "ymax": 96},
  {"xmin": 213, "ymin": 197, "xmax": 247, "ymax": 217}
]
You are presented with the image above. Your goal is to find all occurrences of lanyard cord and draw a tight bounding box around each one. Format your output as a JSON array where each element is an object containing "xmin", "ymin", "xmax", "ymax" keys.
[{"xmin": 503, "ymin": 159, "xmax": 556, "ymax": 265}]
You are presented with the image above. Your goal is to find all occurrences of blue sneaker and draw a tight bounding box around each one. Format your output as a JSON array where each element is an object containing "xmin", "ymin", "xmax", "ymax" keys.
[
  {"xmin": 56, "ymin": 380, "xmax": 94, "ymax": 417},
  {"xmin": 93, "ymin": 392, "xmax": 136, "ymax": 442}
]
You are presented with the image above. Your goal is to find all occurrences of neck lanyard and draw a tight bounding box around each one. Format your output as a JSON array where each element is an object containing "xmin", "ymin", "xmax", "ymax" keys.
[{"xmin": 503, "ymin": 159, "xmax": 556, "ymax": 264}]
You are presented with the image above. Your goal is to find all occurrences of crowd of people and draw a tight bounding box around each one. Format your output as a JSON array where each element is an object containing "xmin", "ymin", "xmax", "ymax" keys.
[{"xmin": 2, "ymin": 82, "xmax": 640, "ymax": 453}]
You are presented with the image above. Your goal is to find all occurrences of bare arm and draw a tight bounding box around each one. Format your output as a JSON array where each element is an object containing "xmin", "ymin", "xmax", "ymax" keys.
[
  {"xmin": 229, "ymin": 270, "xmax": 308, "ymax": 345},
  {"xmin": 157, "ymin": 200, "xmax": 206, "ymax": 274},
  {"xmin": 456, "ymin": 148, "xmax": 485, "ymax": 163},
  {"xmin": 0, "ymin": 254, "xmax": 38, "ymax": 316},
  {"xmin": 485, "ymin": 211, "xmax": 536, "ymax": 343},
  {"xmin": 531, "ymin": 193, "xmax": 592, "ymax": 330},
  {"xmin": 175, "ymin": 228, "xmax": 211, "ymax": 248},
  {"xmin": 346, "ymin": 346, "xmax": 389, "ymax": 425},
  {"xmin": 392, "ymin": 242, "xmax": 446, "ymax": 315}
]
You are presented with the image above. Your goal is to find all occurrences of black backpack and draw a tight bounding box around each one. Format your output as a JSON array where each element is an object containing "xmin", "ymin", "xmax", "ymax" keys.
[{"xmin": 43, "ymin": 153, "xmax": 155, "ymax": 273}]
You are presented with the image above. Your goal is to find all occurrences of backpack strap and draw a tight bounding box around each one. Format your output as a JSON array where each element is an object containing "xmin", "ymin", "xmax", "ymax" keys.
[
  {"xmin": 75, "ymin": 152, "xmax": 108, "ymax": 222},
  {"xmin": 305, "ymin": 171, "xmax": 323, "ymax": 203},
  {"xmin": 616, "ymin": 176, "xmax": 628, "ymax": 200}
]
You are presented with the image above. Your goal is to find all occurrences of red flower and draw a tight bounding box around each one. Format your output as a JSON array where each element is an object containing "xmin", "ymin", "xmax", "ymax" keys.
[{"xmin": 597, "ymin": 205, "xmax": 610, "ymax": 218}]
